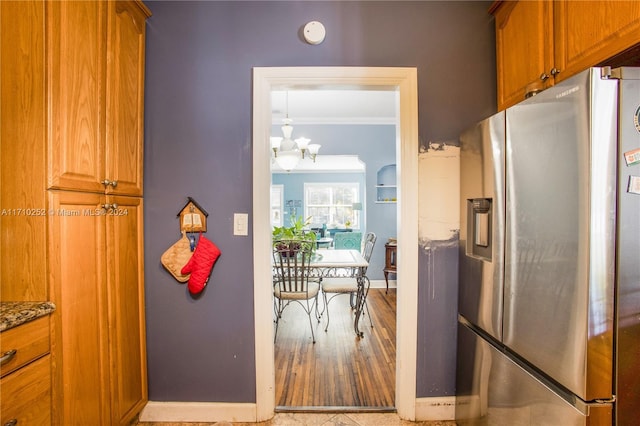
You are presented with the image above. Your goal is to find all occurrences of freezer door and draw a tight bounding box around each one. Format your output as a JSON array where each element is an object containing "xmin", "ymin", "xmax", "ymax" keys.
[
  {"xmin": 458, "ymin": 112, "xmax": 506, "ymax": 341},
  {"xmin": 456, "ymin": 320, "xmax": 613, "ymax": 426},
  {"xmin": 504, "ymin": 68, "xmax": 617, "ymax": 401}
]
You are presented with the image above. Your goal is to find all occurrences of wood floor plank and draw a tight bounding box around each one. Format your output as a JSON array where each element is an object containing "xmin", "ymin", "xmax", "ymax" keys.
[{"xmin": 274, "ymin": 288, "xmax": 396, "ymax": 408}]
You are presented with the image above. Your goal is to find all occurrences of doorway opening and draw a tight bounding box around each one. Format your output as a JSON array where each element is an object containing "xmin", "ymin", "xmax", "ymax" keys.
[{"xmin": 252, "ymin": 67, "xmax": 419, "ymax": 421}]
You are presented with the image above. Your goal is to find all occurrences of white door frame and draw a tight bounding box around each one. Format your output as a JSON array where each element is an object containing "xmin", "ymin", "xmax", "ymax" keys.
[{"xmin": 252, "ymin": 67, "xmax": 419, "ymax": 421}]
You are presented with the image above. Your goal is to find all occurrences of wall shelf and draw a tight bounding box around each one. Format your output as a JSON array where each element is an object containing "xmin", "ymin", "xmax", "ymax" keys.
[{"xmin": 376, "ymin": 164, "xmax": 397, "ymax": 203}]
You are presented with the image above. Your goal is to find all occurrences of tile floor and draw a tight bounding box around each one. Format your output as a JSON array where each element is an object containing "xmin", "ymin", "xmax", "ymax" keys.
[{"xmin": 137, "ymin": 412, "xmax": 457, "ymax": 426}]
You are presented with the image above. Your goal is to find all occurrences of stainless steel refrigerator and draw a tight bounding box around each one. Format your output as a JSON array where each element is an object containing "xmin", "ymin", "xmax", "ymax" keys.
[{"xmin": 456, "ymin": 67, "xmax": 640, "ymax": 425}]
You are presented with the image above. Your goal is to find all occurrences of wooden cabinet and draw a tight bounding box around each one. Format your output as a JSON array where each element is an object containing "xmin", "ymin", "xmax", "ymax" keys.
[
  {"xmin": 49, "ymin": 0, "xmax": 147, "ymax": 196},
  {"xmin": 383, "ymin": 242, "xmax": 397, "ymax": 293},
  {"xmin": 0, "ymin": 0, "xmax": 48, "ymax": 301},
  {"xmin": 554, "ymin": 1, "xmax": 640, "ymax": 78},
  {"xmin": 49, "ymin": 191, "xmax": 147, "ymax": 425},
  {"xmin": 491, "ymin": 0, "xmax": 640, "ymax": 110},
  {"xmin": 106, "ymin": 0, "xmax": 148, "ymax": 197},
  {"xmin": 0, "ymin": 316, "xmax": 51, "ymax": 377},
  {"xmin": 47, "ymin": 0, "xmax": 107, "ymax": 194},
  {"xmin": 491, "ymin": 0, "xmax": 554, "ymax": 110},
  {"xmin": 1, "ymin": 356, "xmax": 51, "ymax": 425},
  {"xmin": 1, "ymin": 1, "xmax": 150, "ymax": 424},
  {"xmin": 0, "ymin": 317, "xmax": 51, "ymax": 426},
  {"xmin": 48, "ymin": 191, "xmax": 110, "ymax": 424},
  {"xmin": 47, "ymin": 2, "xmax": 150, "ymax": 424},
  {"xmin": 105, "ymin": 195, "xmax": 147, "ymax": 424}
]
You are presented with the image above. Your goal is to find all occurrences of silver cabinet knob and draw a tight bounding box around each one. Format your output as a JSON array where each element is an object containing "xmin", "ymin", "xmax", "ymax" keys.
[
  {"xmin": 550, "ymin": 67, "xmax": 561, "ymax": 76},
  {"xmin": 101, "ymin": 179, "xmax": 118, "ymax": 188},
  {"xmin": 101, "ymin": 203, "xmax": 119, "ymax": 210},
  {"xmin": 539, "ymin": 72, "xmax": 550, "ymax": 82}
]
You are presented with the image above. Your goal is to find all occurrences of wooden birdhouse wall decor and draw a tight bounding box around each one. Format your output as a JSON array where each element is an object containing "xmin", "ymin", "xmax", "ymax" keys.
[{"xmin": 177, "ymin": 197, "xmax": 208, "ymax": 233}]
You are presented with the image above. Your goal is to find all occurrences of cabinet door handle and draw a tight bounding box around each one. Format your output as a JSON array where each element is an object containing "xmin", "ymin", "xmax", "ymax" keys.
[
  {"xmin": 539, "ymin": 72, "xmax": 550, "ymax": 82},
  {"xmin": 550, "ymin": 67, "xmax": 561, "ymax": 76},
  {"xmin": 0, "ymin": 349, "xmax": 17, "ymax": 366},
  {"xmin": 101, "ymin": 179, "xmax": 118, "ymax": 188},
  {"xmin": 102, "ymin": 203, "xmax": 119, "ymax": 210},
  {"xmin": 4, "ymin": 419, "xmax": 18, "ymax": 426}
]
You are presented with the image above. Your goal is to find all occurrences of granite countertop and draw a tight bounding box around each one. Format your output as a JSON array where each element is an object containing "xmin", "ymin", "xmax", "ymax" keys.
[{"xmin": 0, "ymin": 301, "xmax": 56, "ymax": 332}]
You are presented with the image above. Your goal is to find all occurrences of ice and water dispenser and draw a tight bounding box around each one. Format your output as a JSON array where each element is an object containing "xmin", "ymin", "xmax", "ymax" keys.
[{"xmin": 466, "ymin": 198, "xmax": 492, "ymax": 261}]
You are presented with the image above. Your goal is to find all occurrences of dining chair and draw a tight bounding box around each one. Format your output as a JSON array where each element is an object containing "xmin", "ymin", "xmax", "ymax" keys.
[
  {"xmin": 272, "ymin": 238, "xmax": 320, "ymax": 343},
  {"xmin": 333, "ymin": 231, "xmax": 362, "ymax": 250},
  {"xmin": 321, "ymin": 232, "xmax": 377, "ymax": 332}
]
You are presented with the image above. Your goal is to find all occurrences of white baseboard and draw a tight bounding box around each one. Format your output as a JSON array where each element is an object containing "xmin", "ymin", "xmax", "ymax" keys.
[
  {"xmin": 415, "ymin": 396, "xmax": 456, "ymax": 421},
  {"xmin": 369, "ymin": 279, "xmax": 396, "ymax": 289},
  {"xmin": 139, "ymin": 401, "xmax": 258, "ymax": 423},
  {"xmin": 140, "ymin": 397, "xmax": 456, "ymax": 422}
]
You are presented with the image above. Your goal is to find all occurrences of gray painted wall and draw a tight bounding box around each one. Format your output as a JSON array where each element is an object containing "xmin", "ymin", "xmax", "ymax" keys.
[{"xmin": 144, "ymin": 0, "xmax": 495, "ymax": 402}]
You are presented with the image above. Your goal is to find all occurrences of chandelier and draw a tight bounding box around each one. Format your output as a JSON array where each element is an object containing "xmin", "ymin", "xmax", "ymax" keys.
[{"xmin": 270, "ymin": 92, "xmax": 321, "ymax": 171}]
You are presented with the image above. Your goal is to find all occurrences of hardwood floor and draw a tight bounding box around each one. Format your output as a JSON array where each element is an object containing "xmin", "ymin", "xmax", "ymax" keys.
[
  {"xmin": 274, "ymin": 288, "xmax": 396, "ymax": 408},
  {"xmin": 136, "ymin": 289, "xmax": 459, "ymax": 424}
]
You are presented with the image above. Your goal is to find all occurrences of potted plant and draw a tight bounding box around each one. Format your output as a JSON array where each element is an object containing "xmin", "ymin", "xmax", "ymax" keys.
[{"xmin": 272, "ymin": 216, "xmax": 317, "ymax": 255}]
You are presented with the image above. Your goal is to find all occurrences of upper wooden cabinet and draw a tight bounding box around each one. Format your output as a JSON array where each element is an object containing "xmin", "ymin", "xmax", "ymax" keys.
[
  {"xmin": 48, "ymin": 0, "xmax": 148, "ymax": 196},
  {"xmin": 0, "ymin": 0, "xmax": 48, "ymax": 301},
  {"xmin": 491, "ymin": 0, "xmax": 554, "ymax": 111},
  {"xmin": 491, "ymin": 0, "xmax": 640, "ymax": 110},
  {"xmin": 106, "ymin": 1, "xmax": 148, "ymax": 196},
  {"xmin": 554, "ymin": 1, "xmax": 640, "ymax": 78}
]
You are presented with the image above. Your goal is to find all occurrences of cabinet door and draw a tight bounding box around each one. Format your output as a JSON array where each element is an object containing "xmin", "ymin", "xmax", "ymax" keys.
[
  {"xmin": 492, "ymin": 0, "xmax": 554, "ymax": 110},
  {"xmin": 105, "ymin": 1, "xmax": 149, "ymax": 196},
  {"xmin": 0, "ymin": 0, "xmax": 48, "ymax": 301},
  {"xmin": 48, "ymin": 0, "xmax": 107, "ymax": 193},
  {"xmin": 554, "ymin": 0, "xmax": 640, "ymax": 81},
  {"xmin": 48, "ymin": 191, "xmax": 110, "ymax": 425},
  {"xmin": 0, "ymin": 356, "xmax": 51, "ymax": 426},
  {"xmin": 106, "ymin": 195, "xmax": 147, "ymax": 425}
]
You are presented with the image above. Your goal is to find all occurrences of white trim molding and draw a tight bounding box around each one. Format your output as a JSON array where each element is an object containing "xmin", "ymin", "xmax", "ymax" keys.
[
  {"xmin": 415, "ymin": 396, "xmax": 457, "ymax": 421},
  {"xmin": 369, "ymin": 279, "xmax": 397, "ymax": 289},
  {"xmin": 139, "ymin": 401, "xmax": 257, "ymax": 423},
  {"xmin": 253, "ymin": 67, "xmax": 419, "ymax": 421}
]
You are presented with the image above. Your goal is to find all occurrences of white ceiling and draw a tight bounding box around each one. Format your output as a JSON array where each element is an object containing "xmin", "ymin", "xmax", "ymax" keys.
[{"xmin": 271, "ymin": 89, "xmax": 398, "ymax": 125}]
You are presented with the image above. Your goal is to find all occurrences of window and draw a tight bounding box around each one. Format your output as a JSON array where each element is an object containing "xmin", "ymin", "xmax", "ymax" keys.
[
  {"xmin": 304, "ymin": 182, "xmax": 360, "ymax": 228},
  {"xmin": 271, "ymin": 185, "xmax": 283, "ymax": 227}
]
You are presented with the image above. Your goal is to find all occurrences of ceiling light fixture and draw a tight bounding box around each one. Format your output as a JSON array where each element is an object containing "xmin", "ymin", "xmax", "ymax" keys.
[{"xmin": 271, "ymin": 92, "xmax": 321, "ymax": 171}]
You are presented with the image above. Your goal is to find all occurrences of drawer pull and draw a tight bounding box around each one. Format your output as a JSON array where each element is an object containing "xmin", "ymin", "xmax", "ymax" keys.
[
  {"xmin": 4, "ymin": 419, "xmax": 18, "ymax": 426},
  {"xmin": 0, "ymin": 349, "xmax": 17, "ymax": 366}
]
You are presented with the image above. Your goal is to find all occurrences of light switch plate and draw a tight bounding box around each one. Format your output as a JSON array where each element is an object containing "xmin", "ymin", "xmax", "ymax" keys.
[{"xmin": 234, "ymin": 213, "xmax": 249, "ymax": 236}]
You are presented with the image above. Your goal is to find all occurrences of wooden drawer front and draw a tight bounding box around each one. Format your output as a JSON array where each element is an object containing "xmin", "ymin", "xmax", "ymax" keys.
[
  {"xmin": 0, "ymin": 355, "xmax": 51, "ymax": 425},
  {"xmin": 0, "ymin": 316, "xmax": 50, "ymax": 377}
]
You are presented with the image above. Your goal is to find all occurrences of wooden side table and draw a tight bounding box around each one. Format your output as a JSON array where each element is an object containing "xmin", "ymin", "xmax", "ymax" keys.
[{"xmin": 383, "ymin": 242, "xmax": 397, "ymax": 293}]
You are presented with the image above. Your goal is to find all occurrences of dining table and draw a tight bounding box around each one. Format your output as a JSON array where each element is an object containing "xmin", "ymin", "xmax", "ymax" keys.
[{"xmin": 308, "ymin": 249, "xmax": 370, "ymax": 337}]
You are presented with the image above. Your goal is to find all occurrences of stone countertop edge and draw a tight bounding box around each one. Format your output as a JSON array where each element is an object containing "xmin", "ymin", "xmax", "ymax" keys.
[{"xmin": 0, "ymin": 301, "xmax": 56, "ymax": 332}]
